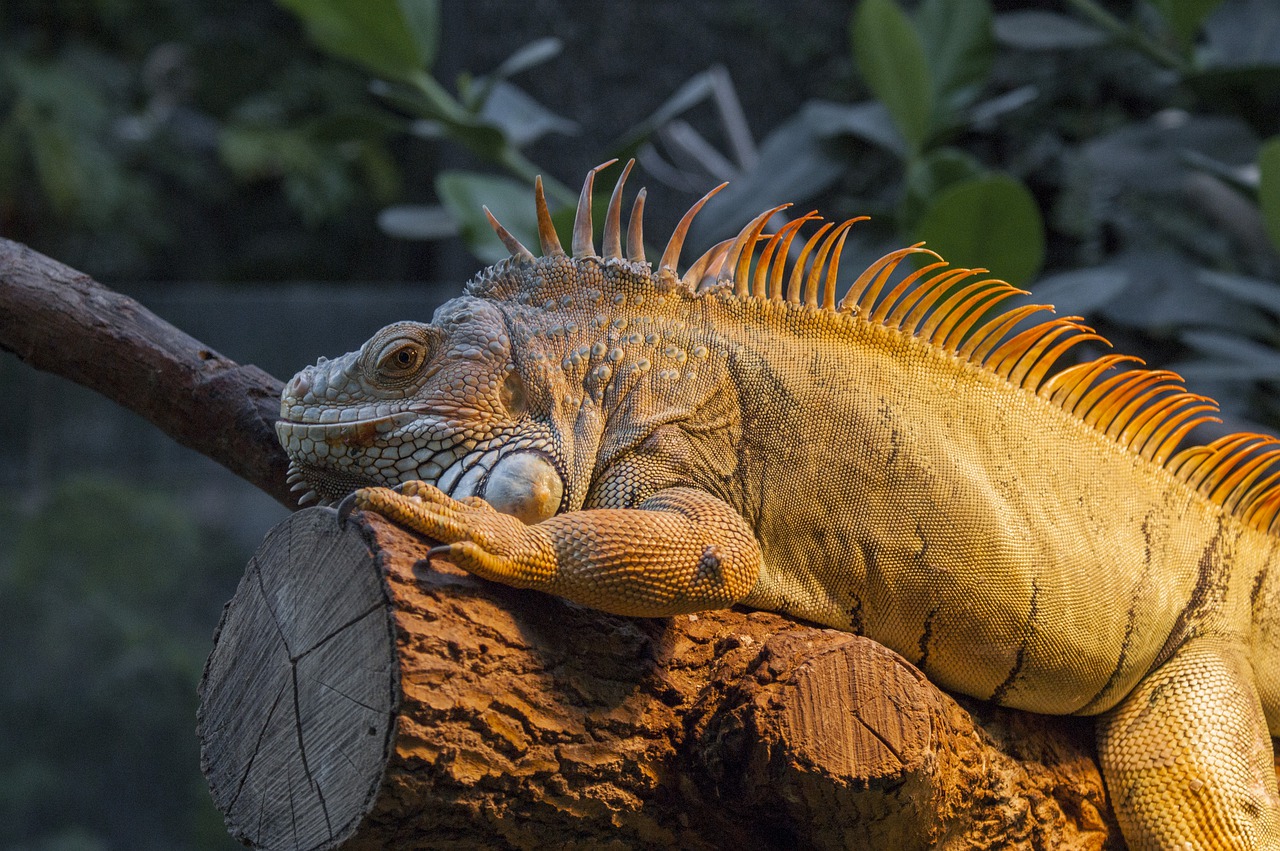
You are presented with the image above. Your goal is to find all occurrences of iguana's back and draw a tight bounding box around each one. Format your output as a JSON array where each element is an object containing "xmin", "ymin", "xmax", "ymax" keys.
[{"xmin": 684, "ymin": 293, "xmax": 1265, "ymax": 718}]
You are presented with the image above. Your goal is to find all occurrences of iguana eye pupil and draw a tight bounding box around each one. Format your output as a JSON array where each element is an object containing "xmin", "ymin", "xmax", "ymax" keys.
[{"xmin": 376, "ymin": 341, "xmax": 424, "ymax": 376}]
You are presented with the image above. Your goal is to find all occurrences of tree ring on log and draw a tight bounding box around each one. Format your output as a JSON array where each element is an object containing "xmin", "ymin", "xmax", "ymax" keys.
[{"xmin": 198, "ymin": 507, "xmax": 399, "ymax": 850}]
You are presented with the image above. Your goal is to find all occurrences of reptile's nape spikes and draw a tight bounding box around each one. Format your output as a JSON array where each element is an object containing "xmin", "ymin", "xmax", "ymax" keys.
[
  {"xmin": 627, "ymin": 188, "xmax": 647, "ymax": 263},
  {"xmin": 682, "ymin": 238, "xmax": 735, "ymax": 291},
  {"xmin": 483, "ymin": 206, "xmax": 535, "ymax": 261},
  {"xmin": 766, "ymin": 213, "xmax": 820, "ymax": 301},
  {"xmin": 819, "ymin": 219, "xmax": 863, "ymax": 310},
  {"xmin": 846, "ymin": 246, "xmax": 943, "ymax": 318},
  {"xmin": 602, "ymin": 159, "xmax": 634, "ymax": 260},
  {"xmin": 889, "ymin": 267, "xmax": 982, "ymax": 332},
  {"xmin": 785, "ymin": 222, "xmax": 834, "ymax": 304},
  {"xmin": 572, "ymin": 159, "xmax": 617, "ymax": 258},
  {"xmin": 803, "ymin": 218, "xmax": 859, "ymax": 308},
  {"xmin": 717, "ymin": 203, "xmax": 790, "ymax": 296},
  {"xmin": 534, "ymin": 176, "xmax": 563, "ymax": 256},
  {"xmin": 659, "ymin": 182, "xmax": 727, "ymax": 278}
]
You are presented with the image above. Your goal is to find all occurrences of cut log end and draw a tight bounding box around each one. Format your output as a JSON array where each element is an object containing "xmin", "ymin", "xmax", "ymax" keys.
[{"xmin": 198, "ymin": 507, "xmax": 398, "ymax": 851}]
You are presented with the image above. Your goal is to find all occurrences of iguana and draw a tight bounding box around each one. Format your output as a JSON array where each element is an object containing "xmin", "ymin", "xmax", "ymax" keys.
[{"xmin": 277, "ymin": 160, "xmax": 1280, "ymax": 850}]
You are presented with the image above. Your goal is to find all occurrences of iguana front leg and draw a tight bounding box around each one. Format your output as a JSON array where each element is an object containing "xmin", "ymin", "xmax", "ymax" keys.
[
  {"xmin": 1096, "ymin": 638, "xmax": 1280, "ymax": 850},
  {"xmin": 352, "ymin": 482, "xmax": 763, "ymax": 617}
]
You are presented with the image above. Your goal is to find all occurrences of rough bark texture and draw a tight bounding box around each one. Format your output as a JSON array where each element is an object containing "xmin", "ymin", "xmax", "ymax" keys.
[
  {"xmin": 0, "ymin": 237, "xmax": 292, "ymax": 505},
  {"xmin": 200, "ymin": 506, "xmax": 1123, "ymax": 851}
]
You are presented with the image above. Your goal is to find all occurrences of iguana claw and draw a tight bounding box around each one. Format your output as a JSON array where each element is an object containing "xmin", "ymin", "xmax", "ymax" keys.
[{"xmin": 335, "ymin": 491, "xmax": 358, "ymax": 525}]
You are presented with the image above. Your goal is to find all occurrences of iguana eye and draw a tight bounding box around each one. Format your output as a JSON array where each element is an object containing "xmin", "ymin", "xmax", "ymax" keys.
[{"xmin": 376, "ymin": 340, "xmax": 426, "ymax": 378}]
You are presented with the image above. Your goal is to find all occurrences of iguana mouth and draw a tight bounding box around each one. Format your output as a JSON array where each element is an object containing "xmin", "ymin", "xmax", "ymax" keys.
[{"xmin": 276, "ymin": 411, "xmax": 419, "ymax": 445}]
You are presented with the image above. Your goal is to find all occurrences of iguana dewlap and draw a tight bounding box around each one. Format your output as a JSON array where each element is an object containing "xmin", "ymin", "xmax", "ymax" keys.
[{"xmin": 278, "ymin": 161, "xmax": 1280, "ymax": 850}]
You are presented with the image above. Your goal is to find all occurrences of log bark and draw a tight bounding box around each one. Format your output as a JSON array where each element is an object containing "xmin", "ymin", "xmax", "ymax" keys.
[
  {"xmin": 0, "ymin": 237, "xmax": 293, "ymax": 506},
  {"xmin": 200, "ymin": 506, "xmax": 1123, "ymax": 851}
]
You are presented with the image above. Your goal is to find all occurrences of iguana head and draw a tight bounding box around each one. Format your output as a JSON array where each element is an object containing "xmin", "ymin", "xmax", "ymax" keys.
[
  {"xmin": 276, "ymin": 160, "xmax": 741, "ymax": 519},
  {"xmin": 276, "ymin": 291, "xmax": 568, "ymax": 521}
]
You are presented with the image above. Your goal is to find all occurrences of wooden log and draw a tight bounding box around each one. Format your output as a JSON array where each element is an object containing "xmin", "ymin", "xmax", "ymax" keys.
[{"xmin": 199, "ymin": 507, "xmax": 1123, "ymax": 850}]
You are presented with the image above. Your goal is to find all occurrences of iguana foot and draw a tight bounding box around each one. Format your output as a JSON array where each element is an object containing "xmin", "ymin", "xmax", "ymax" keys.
[
  {"xmin": 354, "ymin": 483, "xmax": 556, "ymax": 587},
  {"xmin": 353, "ymin": 484, "xmax": 764, "ymax": 618}
]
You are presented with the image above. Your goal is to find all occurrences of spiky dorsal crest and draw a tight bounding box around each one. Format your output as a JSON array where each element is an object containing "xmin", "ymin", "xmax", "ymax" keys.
[{"xmin": 475, "ymin": 162, "xmax": 1280, "ymax": 535}]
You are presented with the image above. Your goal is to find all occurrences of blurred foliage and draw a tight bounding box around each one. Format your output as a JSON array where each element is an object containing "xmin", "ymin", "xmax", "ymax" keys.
[
  {"xmin": 713, "ymin": 0, "xmax": 1280, "ymax": 286},
  {"xmin": 274, "ymin": 0, "xmax": 588, "ymax": 261},
  {"xmin": 0, "ymin": 0, "xmax": 402, "ymax": 281},
  {"xmin": 0, "ymin": 478, "xmax": 243, "ymax": 850}
]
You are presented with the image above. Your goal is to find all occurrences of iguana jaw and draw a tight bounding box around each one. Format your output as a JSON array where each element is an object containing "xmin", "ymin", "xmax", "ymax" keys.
[
  {"xmin": 275, "ymin": 409, "xmax": 431, "ymax": 506},
  {"xmin": 277, "ymin": 379, "xmax": 567, "ymax": 521},
  {"xmin": 277, "ymin": 410, "xmax": 564, "ymax": 521}
]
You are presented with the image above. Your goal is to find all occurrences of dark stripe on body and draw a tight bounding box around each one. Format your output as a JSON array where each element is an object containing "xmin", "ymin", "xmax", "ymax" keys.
[
  {"xmin": 917, "ymin": 605, "xmax": 939, "ymax": 672},
  {"xmin": 1076, "ymin": 515, "xmax": 1156, "ymax": 715},
  {"xmin": 989, "ymin": 579, "xmax": 1039, "ymax": 706},
  {"xmin": 1248, "ymin": 536, "xmax": 1275, "ymax": 617},
  {"xmin": 1150, "ymin": 519, "xmax": 1226, "ymax": 671}
]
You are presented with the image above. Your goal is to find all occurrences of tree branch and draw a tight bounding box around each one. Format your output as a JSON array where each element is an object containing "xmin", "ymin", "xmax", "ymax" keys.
[{"xmin": 0, "ymin": 237, "xmax": 293, "ymax": 506}]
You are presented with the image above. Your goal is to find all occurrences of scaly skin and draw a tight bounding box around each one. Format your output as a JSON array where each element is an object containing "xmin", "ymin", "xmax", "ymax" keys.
[{"xmin": 278, "ymin": 164, "xmax": 1280, "ymax": 849}]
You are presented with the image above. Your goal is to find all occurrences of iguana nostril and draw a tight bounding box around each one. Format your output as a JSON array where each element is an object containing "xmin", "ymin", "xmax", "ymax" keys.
[
  {"xmin": 482, "ymin": 452, "xmax": 563, "ymax": 524},
  {"xmin": 284, "ymin": 371, "xmax": 312, "ymax": 399}
]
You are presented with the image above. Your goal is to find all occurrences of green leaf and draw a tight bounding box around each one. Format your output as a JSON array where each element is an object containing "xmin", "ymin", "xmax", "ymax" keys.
[
  {"xmin": 966, "ymin": 85, "xmax": 1039, "ymax": 127},
  {"xmin": 690, "ymin": 108, "xmax": 847, "ymax": 246},
  {"xmin": 1199, "ymin": 268, "xmax": 1280, "ymax": 314},
  {"xmin": 1259, "ymin": 135, "xmax": 1280, "ymax": 251},
  {"xmin": 397, "ymin": 0, "xmax": 441, "ymax": 69},
  {"xmin": 1180, "ymin": 329, "xmax": 1280, "ymax": 378},
  {"xmin": 370, "ymin": 75, "xmax": 513, "ymax": 160},
  {"xmin": 803, "ymin": 99, "xmax": 906, "ymax": 156},
  {"xmin": 275, "ymin": 0, "xmax": 432, "ymax": 81},
  {"xmin": 436, "ymin": 171, "xmax": 540, "ymax": 263},
  {"xmin": 993, "ymin": 11, "xmax": 1109, "ymax": 50},
  {"xmin": 478, "ymin": 81, "xmax": 578, "ymax": 148},
  {"xmin": 464, "ymin": 38, "xmax": 564, "ymax": 112},
  {"xmin": 901, "ymin": 147, "xmax": 984, "ymax": 228},
  {"xmin": 916, "ymin": 0, "xmax": 994, "ymax": 116},
  {"xmin": 850, "ymin": 0, "xmax": 934, "ymax": 152},
  {"xmin": 1149, "ymin": 0, "xmax": 1225, "ymax": 47},
  {"xmin": 612, "ymin": 69, "xmax": 718, "ymax": 158},
  {"xmin": 491, "ymin": 37, "xmax": 563, "ymax": 80},
  {"xmin": 913, "ymin": 174, "xmax": 1045, "ymax": 286}
]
